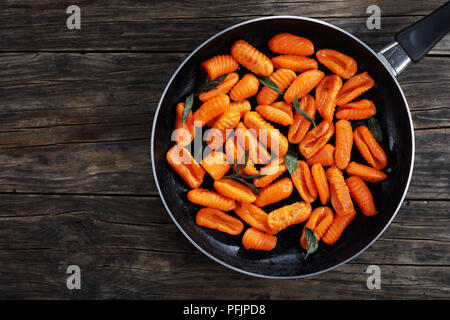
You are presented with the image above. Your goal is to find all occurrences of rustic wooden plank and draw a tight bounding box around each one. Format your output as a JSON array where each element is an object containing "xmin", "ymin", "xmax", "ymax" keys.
[
  {"xmin": 0, "ymin": 53, "xmax": 181, "ymax": 114},
  {"xmin": 354, "ymin": 204, "xmax": 450, "ymax": 265},
  {"xmin": 0, "ymin": 195, "xmax": 448, "ymax": 299},
  {"xmin": 0, "ymin": 0, "xmax": 447, "ymax": 301},
  {"xmin": 2, "ymin": 0, "xmax": 447, "ymax": 23},
  {"xmin": 411, "ymin": 108, "xmax": 450, "ymax": 130},
  {"xmin": 0, "ymin": 53, "xmax": 448, "ymax": 197},
  {"xmin": 0, "ymin": 249, "xmax": 448, "ymax": 299},
  {"xmin": 0, "ymin": 53, "xmax": 447, "ymax": 113},
  {"xmin": 398, "ymin": 56, "xmax": 450, "ymax": 84},
  {"xmin": 0, "ymin": 118, "xmax": 447, "ymax": 198},
  {"xmin": 0, "ymin": 195, "xmax": 447, "ymax": 264},
  {"xmin": 409, "ymin": 129, "xmax": 450, "ymax": 200},
  {"xmin": 0, "ymin": 1, "xmax": 449, "ymax": 53},
  {"xmin": 0, "ymin": 140, "xmax": 156, "ymax": 195},
  {"xmin": 0, "ymin": 52, "xmax": 447, "ymax": 136}
]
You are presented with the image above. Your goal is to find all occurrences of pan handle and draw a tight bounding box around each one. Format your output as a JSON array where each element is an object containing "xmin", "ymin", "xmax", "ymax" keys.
[{"xmin": 378, "ymin": 1, "xmax": 450, "ymax": 76}]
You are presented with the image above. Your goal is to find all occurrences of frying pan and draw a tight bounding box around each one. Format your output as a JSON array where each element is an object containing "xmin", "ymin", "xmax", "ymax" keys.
[{"xmin": 151, "ymin": 3, "xmax": 450, "ymax": 278}]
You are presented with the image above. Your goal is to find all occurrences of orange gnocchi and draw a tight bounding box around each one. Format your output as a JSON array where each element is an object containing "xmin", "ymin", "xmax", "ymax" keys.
[{"xmin": 166, "ymin": 33, "xmax": 388, "ymax": 256}]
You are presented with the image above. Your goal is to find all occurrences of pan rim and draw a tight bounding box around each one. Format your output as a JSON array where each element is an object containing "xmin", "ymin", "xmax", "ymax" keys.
[{"xmin": 150, "ymin": 15, "xmax": 415, "ymax": 279}]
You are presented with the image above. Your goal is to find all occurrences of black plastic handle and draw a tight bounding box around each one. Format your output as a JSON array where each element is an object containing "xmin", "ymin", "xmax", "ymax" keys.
[{"xmin": 395, "ymin": 1, "xmax": 450, "ymax": 62}]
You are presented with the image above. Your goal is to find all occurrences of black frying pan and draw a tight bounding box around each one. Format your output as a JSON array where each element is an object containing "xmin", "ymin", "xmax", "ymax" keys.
[{"xmin": 151, "ymin": 3, "xmax": 450, "ymax": 278}]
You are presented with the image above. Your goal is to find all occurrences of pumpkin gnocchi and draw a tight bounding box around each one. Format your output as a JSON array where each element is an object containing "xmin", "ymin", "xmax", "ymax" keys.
[{"xmin": 166, "ymin": 33, "xmax": 388, "ymax": 256}]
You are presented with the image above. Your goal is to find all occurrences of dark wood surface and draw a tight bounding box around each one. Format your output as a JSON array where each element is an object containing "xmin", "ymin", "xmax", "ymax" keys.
[{"xmin": 0, "ymin": 0, "xmax": 448, "ymax": 299}]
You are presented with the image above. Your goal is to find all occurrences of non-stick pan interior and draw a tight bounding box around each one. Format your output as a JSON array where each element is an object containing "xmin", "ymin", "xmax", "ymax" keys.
[{"xmin": 152, "ymin": 17, "xmax": 414, "ymax": 278}]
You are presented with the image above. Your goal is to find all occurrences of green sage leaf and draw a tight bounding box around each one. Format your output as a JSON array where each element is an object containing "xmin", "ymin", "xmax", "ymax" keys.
[
  {"xmin": 293, "ymin": 95, "xmax": 317, "ymax": 132},
  {"xmin": 199, "ymin": 73, "xmax": 229, "ymax": 93},
  {"xmin": 284, "ymin": 151, "xmax": 298, "ymax": 176},
  {"xmin": 223, "ymin": 173, "xmax": 240, "ymax": 180},
  {"xmin": 243, "ymin": 149, "xmax": 250, "ymax": 170},
  {"xmin": 304, "ymin": 227, "xmax": 318, "ymax": 259},
  {"xmin": 368, "ymin": 117, "xmax": 382, "ymax": 142},
  {"xmin": 236, "ymin": 149, "xmax": 249, "ymax": 174},
  {"xmin": 239, "ymin": 173, "xmax": 267, "ymax": 180},
  {"xmin": 234, "ymin": 177, "xmax": 261, "ymax": 197},
  {"xmin": 182, "ymin": 93, "xmax": 194, "ymax": 126},
  {"xmin": 258, "ymin": 77, "xmax": 283, "ymax": 95}
]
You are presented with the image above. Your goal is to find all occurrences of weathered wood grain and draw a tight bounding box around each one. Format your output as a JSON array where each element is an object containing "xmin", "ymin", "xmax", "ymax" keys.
[
  {"xmin": 0, "ymin": 128, "xmax": 446, "ymax": 198},
  {"xmin": 0, "ymin": 120, "xmax": 448, "ymax": 198},
  {"xmin": 0, "ymin": 53, "xmax": 448, "ymax": 197},
  {"xmin": 411, "ymin": 108, "xmax": 450, "ymax": 131},
  {"xmin": 0, "ymin": 250, "xmax": 448, "ymax": 299},
  {"xmin": 0, "ymin": 53, "xmax": 447, "ymax": 113},
  {"xmin": 409, "ymin": 129, "xmax": 450, "ymax": 200},
  {"xmin": 0, "ymin": 140, "xmax": 155, "ymax": 195},
  {"xmin": 2, "ymin": 0, "xmax": 447, "ymax": 22},
  {"xmin": 0, "ymin": 195, "xmax": 448, "ymax": 261},
  {"xmin": 0, "ymin": 195, "xmax": 448, "ymax": 299},
  {"xmin": 0, "ymin": 0, "xmax": 448, "ymax": 299},
  {"xmin": 0, "ymin": 1, "xmax": 449, "ymax": 53}
]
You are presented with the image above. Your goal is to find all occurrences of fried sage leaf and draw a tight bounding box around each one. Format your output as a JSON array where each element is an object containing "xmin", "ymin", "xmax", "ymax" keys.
[
  {"xmin": 368, "ymin": 117, "xmax": 382, "ymax": 142},
  {"xmin": 182, "ymin": 93, "xmax": 194, "ymax": 126},
  {"xmin": 293, "ymin": 95, "xmax": 317, "ymax": 131},
  {"xmin": 258, "ymin": 76, "xmax": 283, "ymax": 95},
  {"xmin": 284, "ymin": 150, "xmax": 298, "ymax": 176},
  {"xmin": 198, "ymin": 73, "xmax": 229, "ymax": 93},
  {"xmin": 304, "ymin": 227, "xmax": 318, "ymax": 259}
]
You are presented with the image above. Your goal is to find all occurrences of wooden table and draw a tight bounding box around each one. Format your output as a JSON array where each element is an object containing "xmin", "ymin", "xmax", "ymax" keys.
[{"xmin": 0, "ymin": 1, "xmax": 448, "ymax": 299}]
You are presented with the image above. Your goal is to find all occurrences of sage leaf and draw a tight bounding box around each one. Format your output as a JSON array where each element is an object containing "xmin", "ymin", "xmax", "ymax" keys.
[
  {"xmin": 368, "ymin": 117, "xmax": 382, "ymax": 142},
  {"xmin": 223, "ymin": 148, "xmax": 264, "ymax": 194},
  {"xmin": 182, "ymin": 93, "xmax": 194, "ymax": 126},
  {"xmin": 236, "ymin": 149, "xmax": 249, "ymax": 174},
  {"xmin": 239, "ymin": 173, "xmax": 267, "ymax": 180},
  {"xmin": 284, "ymin": 150, "xmax": 298, "ymax": 175},
  {"xmin": 293, "ymin": 95, "xmax": 317, "ymax": 132},
  {"xmin": 234, "ymin": 177, "xmax": 261, "ymax": 197},
  {"xmin": 258, "ymin": 77, "xmax": 283, "ymax": 95},
  {"xmin": 304, "ymin": 227, "xmax": 318, "ymax": 259},
  {"xmin": 224, "ymin": 172, "xmax": 266, "ymax": 182},
  {"xmin": 223, "ymin": 173, "xmax": 240, "ymax": 180},
  {"xmin": 243, "ymin": 149, "xmax": 250, "ymax": 170},
  {"xmin": 199, "ymin": 73, "xmax": 229, "ymax": 93}
]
